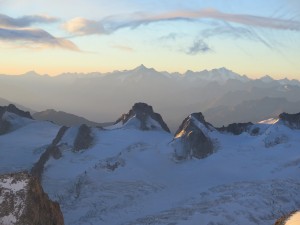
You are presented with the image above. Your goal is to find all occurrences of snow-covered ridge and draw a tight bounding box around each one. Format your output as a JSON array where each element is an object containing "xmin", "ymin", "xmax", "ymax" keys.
[{"xmin": 1, "ymin": 104, "xmax": 300, "ymax": 225}]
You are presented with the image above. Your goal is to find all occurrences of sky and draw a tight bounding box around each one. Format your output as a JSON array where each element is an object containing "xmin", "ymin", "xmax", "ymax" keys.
[{"xmin": 0, "ymin": 0, "xmax": 300, "ymax": 79}]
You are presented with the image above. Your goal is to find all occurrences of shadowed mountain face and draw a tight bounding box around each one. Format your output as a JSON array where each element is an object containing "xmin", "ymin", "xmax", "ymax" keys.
[
  {"xmin": 1, "ymin": 66, "xmax": 300, "ymax": 131},
  {"xmin": 0, "ymin": 104, "xmax": 32, "ymax": 119},
  {"xmin": 0, "ymin": 104, "xmax": 32, "ymax": 135},
  {"xmin": 173, "ymin": 113, "xmax": 215, "ymax": 159},
  {"xmin": 33, "ymin": 109, "xmax": 112, "ymax": 127},
  {"xmin": 0, "ymin": 97, "xmax": 34, "ymax": 113},
  {"xmin": 279, "ymin": 112, "xmax": 300, "ymax": 129},
  {"xmin": 115, "ymin": 102, "xmax": 170, "ymax": 132},
  {"xmin": 204, "ymin": 97, "xmax": 300, "ymax": 127}
]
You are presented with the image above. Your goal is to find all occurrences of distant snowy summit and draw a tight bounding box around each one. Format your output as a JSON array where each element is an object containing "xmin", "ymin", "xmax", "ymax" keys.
[
  {"xmin": 183, "ymin": 67, "xmax": 250, "ymax": 84},
  {"xmin": 11, "ymin": 65, "xmax": 300, "ymax": 86}
]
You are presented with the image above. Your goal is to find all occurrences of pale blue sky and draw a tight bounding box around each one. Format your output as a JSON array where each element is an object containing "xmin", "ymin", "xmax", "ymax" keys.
[{"xmin": 0, "ymin": 0, "xmax": 299, "ymax": 79}]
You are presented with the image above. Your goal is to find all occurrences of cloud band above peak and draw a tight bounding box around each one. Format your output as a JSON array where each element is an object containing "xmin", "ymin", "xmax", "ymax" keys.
[{"xmin": 63, "ymin": 8, "xmax": 300, "ymax": 36}]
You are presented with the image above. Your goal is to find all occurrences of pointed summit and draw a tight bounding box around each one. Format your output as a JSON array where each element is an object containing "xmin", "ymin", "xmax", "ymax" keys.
[
  {"xmin": 0, "ymin": 104, "xmax": 33, "ymax": 135},
  {"xmin": 260, "ymin": 75, "xmax": 274, "ymax": 83},
  {"xmin": 22, "ymin": 71, "xmax": 41, "ymax": 77},
  {"xmin": 279, "ymin": 112, "xmax": 300, "ymax": 129},
  {"xmin": 173, "ymin": 112, "xmax": 215, "ymax": 160},
  {"xmin": 131, "ymin": 64, "xmax": 158, "ymax": 74},
  {"xmin": 113, "ymin": 102, "xmax": 170, "ymax": 132},
  {"xmin": 133, "ymin": 64, "xmax": 149, "ymax": 72}
]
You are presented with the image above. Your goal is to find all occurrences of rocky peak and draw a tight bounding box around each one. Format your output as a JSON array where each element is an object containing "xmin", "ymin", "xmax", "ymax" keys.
[
  {"xmin": 0, "ymin": 171, "xmax": 64, "ymax": 225},
  {"xmin": 279, "ymin": 112, "xmax": 300, "ymax": 129},
  {"xmin": 175, "ymin": 112, "xmax": 213, "ymax": 137},
  {"xmin": 73, "ymin": 124, "xmax": 93, "ymax": 151},
  {"xmin": 173, "ymin": 112, "xmax": 215, "ymax": 160},
  {"xmin": 114, "ymin": 102, "xmax": 170, "ymax": 132},
  {"xmin": 0, "ymin": 104, "xmax": 32, "ymax": 119},
  {"xmin": 31, "ymin": 126, "xmax": 69, "ymax": 181},
  {"xmin": 217, "ymin": 122, "xmax": 254, "ymax": 135},
  {"xmin": 0, "ymin": 104, "xmax": 33, "ymax": 135}
]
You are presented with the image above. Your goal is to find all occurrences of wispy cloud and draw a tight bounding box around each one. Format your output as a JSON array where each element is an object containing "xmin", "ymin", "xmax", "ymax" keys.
[
  {"xmin": 63, "ymin": 8, "xmax": 300, "ymax": 36},
  {"xmin": 0, "ymin": 27, "xmax": 79, "ymax": 50},
  {"xmin": 186, "ymin": 39, "xmax": 212, "ymax": 55},
  {"xmin": 0, "ymin": 14, "xmax": 58, "ymax": 28},
  {"xmin": 63, "ymin": 17, "xmax": 105, "ymax": 36},
  {"xmin": 0, "ymin": 13, "xmax": 79, "ymax": 51},
  {"xmin": 111, "ymin": 45, "xmax": 134, "ymax": 52},
  {"xmin": 159, "ymin": 33, "xmax": 180, "ymax": 41},
  {"xmin": 200, "ymin": 23, "xmax": 274, "ymax": 48}
]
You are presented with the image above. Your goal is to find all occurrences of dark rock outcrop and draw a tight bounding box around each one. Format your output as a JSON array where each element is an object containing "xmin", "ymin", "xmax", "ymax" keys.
[
  {"xmin": 31, "ymin": 126, "xmax": 69, "ymax": 180},
  {"xmin": 114, "ymin": 102, "xmax": 170, "ymax": 132},
  {"xmin": 279, "ymin": 112, "xmax": 300, "ymax": 129},
  {"xmin": 173, "ymin": 112, "xmax": 215, "ymax": 160},
  {"xmin": 0, "ymin": 119, "xmax": 11, "ymax": 135},
  {"xmin": 73, "ymin": 124, "xmax": 93, "ymax": 151},
  {"xmin": 0, "ymin": 104, "xmax": 32, "ymax": 119},
  {"xmin": 0, "ymin": 171, "xmax": 64, "ymax": 225},
  {"xmin": 31, "ymin": 124, "xmax": 94, "ymax": 180},
  {"xmin": 274, "ymin": 211, "xmax": 298, "ymax": 225},
  {"xmin": 0, "ymin": 104, "xmax": 33, "ymax": 135},
  {"xmin": 217, "ymin": 122, "xmax": 253, "ymax": 135}
]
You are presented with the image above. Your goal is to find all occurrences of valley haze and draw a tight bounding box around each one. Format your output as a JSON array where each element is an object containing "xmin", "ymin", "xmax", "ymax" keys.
[{"xmin": 1, "ymin": 65, "xmax": 300, "ymax": 132}]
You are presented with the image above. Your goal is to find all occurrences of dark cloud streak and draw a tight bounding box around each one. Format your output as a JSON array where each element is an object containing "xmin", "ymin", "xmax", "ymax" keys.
[
  {"xmin": 186, "ymin": 39, "xmax": 212, "ymax": 55},
  {"xmin": 0, "ymin": 13, "xmax": 79, "ymax": 51},
  {"xmin": 0, "ymin": 14, "xmax": 58, "ymax": 28}
]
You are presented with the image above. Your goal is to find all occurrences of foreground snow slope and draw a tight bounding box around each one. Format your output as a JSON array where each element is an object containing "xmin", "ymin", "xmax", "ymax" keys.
[
  {"xmin": 41, "ymin": 119, "xmax": 300, "ymax": 225},
  {"xmin": 0, "ymin": 116, "xmax": 60, "ymax": 173}
]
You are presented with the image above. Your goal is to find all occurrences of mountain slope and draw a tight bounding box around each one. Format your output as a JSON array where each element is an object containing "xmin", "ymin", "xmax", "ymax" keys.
[
  {"xmin": 33, "ymin": 109, "xmax": 112, "ymax": 127},
  {"xmin": 39, "ymin": 105, "xmax": 300, "ymax": 225},
  {"xmin": 0, "ymin": 97, "xmax": 34, "ymax": 114},
  {"xmin": 0, "ymin": 106, "xmax": 60, "ymax": 173},
  {"xmin": 204, "ymin": 97, "xmax": 300, "ymax": 127},
  {"xmin": 1, "ymin": 104, "xmax": 300, "ymax": 225}
]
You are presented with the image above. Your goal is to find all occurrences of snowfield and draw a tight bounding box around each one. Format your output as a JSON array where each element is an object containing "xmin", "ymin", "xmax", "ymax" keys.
[
  {"xmin": 0, "ymin": 118, "xmax": 60, "ymax": 173},
  {"xmin": 43, "ymin": 120, "xmax": 300, "ymax": 225},
  {"xmin": 1, "ymin": 114, "xmax": 300, "ymax": 225}
]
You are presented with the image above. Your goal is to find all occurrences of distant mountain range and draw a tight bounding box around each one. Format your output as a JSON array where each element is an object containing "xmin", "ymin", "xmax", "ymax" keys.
[{"xmin": 1, "ymin": 65, "xmax": 300, "ymax": 131}]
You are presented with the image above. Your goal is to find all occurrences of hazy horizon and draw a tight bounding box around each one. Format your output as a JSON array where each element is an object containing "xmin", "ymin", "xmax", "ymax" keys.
[
  {"xmin": 1, "ymin": 0, "xmax": 300, "ymax": 79},
  {"xmin": 0, "ymin": 65, "xmax": 299, "ymax": 81}
]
